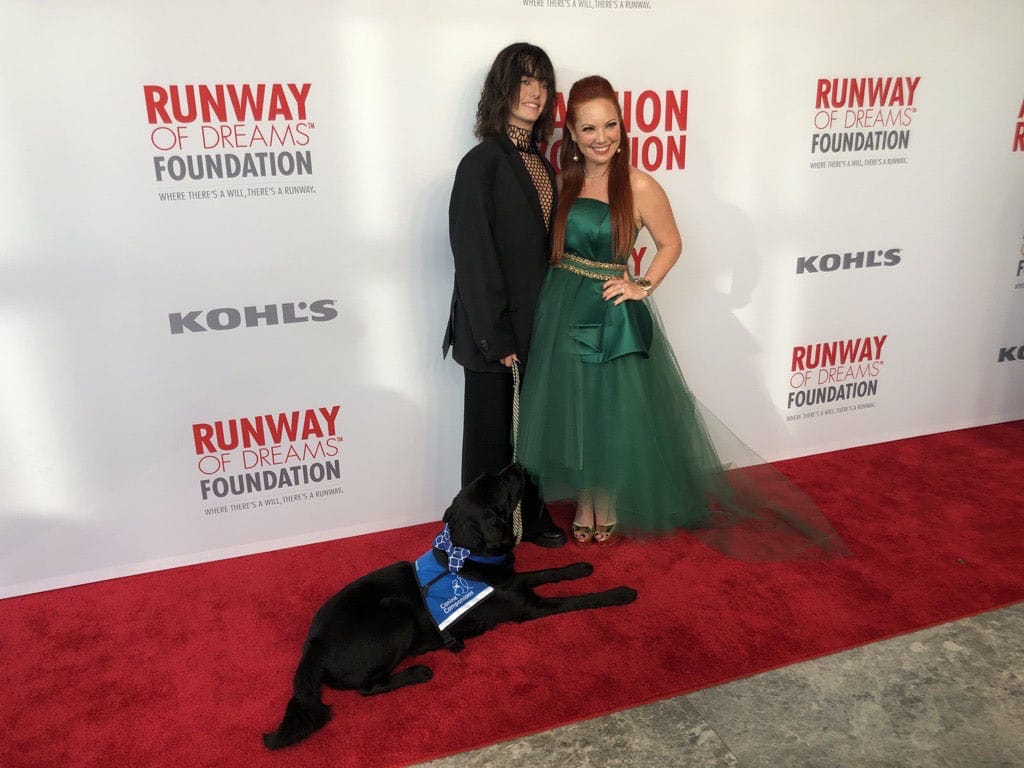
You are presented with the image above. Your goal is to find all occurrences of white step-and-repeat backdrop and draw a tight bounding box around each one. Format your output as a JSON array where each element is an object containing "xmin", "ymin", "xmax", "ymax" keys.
[{"xmin": 2, "ymin": 0, "xmax": 1022, "ymax": 597}]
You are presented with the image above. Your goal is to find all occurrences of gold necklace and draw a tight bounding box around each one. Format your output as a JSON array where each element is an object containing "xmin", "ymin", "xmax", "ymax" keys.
[{"xmin": 584, "ymin": 166, "xmax": 609, "ymax": 179}]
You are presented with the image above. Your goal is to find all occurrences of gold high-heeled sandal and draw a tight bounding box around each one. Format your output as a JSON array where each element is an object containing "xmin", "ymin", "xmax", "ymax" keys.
[
  {"xmin": 594, "ymin": 522, "xmax": 618, "ymax": 547},
  {"xmin": 571, "ymin": 522, "xmax": 595, "ymax": 546}
]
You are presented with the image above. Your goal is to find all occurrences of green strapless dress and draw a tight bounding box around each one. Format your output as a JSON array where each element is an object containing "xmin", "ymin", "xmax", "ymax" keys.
[{"xmin": 517, "ymin": 198, "xmax": 845, "ymax": 560}]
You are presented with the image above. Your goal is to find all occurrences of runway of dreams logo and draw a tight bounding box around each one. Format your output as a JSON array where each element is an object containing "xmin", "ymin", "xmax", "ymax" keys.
[
  {"xmin": 1014, "ymin": 97, "xmax": 1024, "ymax": 151},
  {"xmin": 809, "ymin": 76, "xmax": 919, "ymax": 169},
  {"xmin": 785, "ymin": 335, "xmax": 886, "ymax": 419},
  {"xmin": 193, "ymin": 405, "xmax": 343, "ymax": 514},
  {"xmin": 144, "ymin": 83, "xmax": 317, "ymax": 200},
  {"xmin": 1016, "ymin": 225, "xmax": 1024, "ymax": 291}
]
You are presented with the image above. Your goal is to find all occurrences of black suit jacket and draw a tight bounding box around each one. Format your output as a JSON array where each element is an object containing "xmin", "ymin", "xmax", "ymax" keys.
[{"xmin": 442, "ymin": 135, "xmax": 557, "ymax": 373}]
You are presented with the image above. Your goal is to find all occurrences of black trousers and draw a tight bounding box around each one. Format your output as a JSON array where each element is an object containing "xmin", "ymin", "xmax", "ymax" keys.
[{"xmin": 462, "ymin": 368, "xmax": 549, "ymax": 536}]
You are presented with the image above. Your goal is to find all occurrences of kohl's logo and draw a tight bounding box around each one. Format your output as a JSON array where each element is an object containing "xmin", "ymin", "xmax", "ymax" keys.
[
  {"xmin": 797, "ymin": 248, "xmax": 901, "ymax": 275},
  {"xmin": 169, "ymin": 299, "xmax": 337, "ymax": 334},
  {"xmin": 997, "ymin": 346, "xmax": 1024, "ymax": 362}
]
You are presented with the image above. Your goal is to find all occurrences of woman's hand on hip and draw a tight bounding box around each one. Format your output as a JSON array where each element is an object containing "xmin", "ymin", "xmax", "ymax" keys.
[{"xmin": 603, "ymin": 271, "xmax": 647, "ymax": 305}]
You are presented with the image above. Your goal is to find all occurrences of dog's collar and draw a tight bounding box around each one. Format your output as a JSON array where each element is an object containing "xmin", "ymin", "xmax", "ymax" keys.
[
  {"xmin": 432, "ymin": 524, "xmax": 508, "ymax": 574},
  {"xmin": 466, "ymin": 552, "xmax": 507, "ymax": 565}
]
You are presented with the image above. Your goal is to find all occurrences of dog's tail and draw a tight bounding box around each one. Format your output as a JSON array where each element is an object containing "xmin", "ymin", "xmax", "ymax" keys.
[{"xmin": 262, "ymin": 638, "xmax": 331, "ymax": 750}]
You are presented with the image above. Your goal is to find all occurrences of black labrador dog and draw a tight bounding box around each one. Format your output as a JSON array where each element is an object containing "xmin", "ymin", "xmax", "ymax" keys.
[{"xmin": 263, "ymin": 463, "xmax": 636, "ymax": 750}]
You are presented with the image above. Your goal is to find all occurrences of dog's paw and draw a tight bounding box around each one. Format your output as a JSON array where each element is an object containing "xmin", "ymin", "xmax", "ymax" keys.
[
  {"xmin": 406, "ymin": 665, "xmax": 434, "ymax": 683},
  {"xmin": 564, "ymin": 562, "xmax": 594, "ymax": 579},
  {"xmin": 607, "ymin": 586, "xmax": 638, "ymax": 605}
]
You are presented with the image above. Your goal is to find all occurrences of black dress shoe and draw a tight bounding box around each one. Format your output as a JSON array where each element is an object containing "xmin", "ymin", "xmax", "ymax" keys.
[{"xmin": 522, "ymin": 523, "xmax": 567, "ymax": 548}]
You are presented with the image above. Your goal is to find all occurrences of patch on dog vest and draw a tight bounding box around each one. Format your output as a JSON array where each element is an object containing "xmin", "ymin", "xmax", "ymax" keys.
[{"xmin": 414, "ymin": 552, "xmax": 494, "ymax": 631}]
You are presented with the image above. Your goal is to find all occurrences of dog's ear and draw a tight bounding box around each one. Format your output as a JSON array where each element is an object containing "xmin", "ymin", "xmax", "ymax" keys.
[
  {"xmin": 481, "ymin": 508, "xmax": 511, "ymax": 550},
  {"xmin": 447, "ymin": 514, "xmax": 478, "ymax": 548},
  {"xmin": 444, "ymin": 485, "xmax": 484, "ymax": 549},
  {"xmin": 500, "ymin": 465, "xmax": 526, "ymax": 518},
  {"xmin": 442, "ymin": 501, "xmax": 456, "ymax": 523}
]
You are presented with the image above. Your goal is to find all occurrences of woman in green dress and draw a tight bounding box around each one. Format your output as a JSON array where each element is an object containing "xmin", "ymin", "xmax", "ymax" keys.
[{"xmin": 517, "ymin": 76, "xmax": 846, "ymax": 559}]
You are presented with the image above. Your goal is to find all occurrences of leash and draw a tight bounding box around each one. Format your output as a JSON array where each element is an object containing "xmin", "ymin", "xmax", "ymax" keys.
[{"xmin": 511, "ymin": 361, "xmax": 523, "ymax": 544}]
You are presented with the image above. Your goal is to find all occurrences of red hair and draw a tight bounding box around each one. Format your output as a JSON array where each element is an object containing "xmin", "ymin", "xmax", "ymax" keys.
[{"xmin": 550, "ymin": 75, "xmax": 634, "ymax": 264}]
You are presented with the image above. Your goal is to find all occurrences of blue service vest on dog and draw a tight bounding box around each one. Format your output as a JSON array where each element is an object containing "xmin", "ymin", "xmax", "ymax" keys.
[{"xmin": 414, "ymin": 551, "xmax": 494, "ymax": 631}]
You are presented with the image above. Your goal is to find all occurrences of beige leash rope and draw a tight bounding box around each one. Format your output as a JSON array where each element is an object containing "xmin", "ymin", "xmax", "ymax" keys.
[{"xmin": 511, "ymin": 361, "xmax": 523, "ymax": 543}]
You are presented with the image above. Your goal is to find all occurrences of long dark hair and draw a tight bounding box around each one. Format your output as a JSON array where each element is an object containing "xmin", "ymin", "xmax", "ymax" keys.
[
  {"xmin": 551, "ymin": 75, "xmax": 634, "ymax": 264},
  {"xmin": 474, "ymin": 43, "xmax": 556, "ymax": 144}
]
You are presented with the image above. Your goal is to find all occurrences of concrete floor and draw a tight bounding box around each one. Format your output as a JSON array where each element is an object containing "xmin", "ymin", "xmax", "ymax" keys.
[{"xmin": 413, "ymin": 602, "xmax": 1024, "ymax": 768}]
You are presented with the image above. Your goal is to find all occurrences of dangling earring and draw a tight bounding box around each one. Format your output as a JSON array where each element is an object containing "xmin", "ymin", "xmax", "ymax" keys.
[
  {"xmin": 571, "ymin": 139, "xmax": 579, "ymax": 162},
  {"xmin": 616, "ymin": 147, "xmax": 621, "ymax": 154}
]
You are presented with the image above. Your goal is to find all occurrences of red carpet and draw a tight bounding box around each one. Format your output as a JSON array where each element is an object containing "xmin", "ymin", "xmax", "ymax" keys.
[{"xmin": 2, "ymin": 421, "xmax": 1023, "ymax": 768}]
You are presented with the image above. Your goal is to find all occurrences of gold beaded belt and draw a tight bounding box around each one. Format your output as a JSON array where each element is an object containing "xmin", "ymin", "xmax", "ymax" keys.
[{"xmin": 556, "ymin": 253, "xmax": 625, "ymax": 281}]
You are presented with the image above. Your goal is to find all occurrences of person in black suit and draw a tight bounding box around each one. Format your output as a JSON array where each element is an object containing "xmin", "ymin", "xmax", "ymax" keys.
[{"xmin": 442, "ymin": 42, "xmax": 565, "ymax": 547}]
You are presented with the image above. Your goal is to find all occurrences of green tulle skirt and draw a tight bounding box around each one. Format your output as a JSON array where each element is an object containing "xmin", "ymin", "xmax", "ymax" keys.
[{"xmin": 517, "ymin": 258, "xmax": 846, "ymax": 561}]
